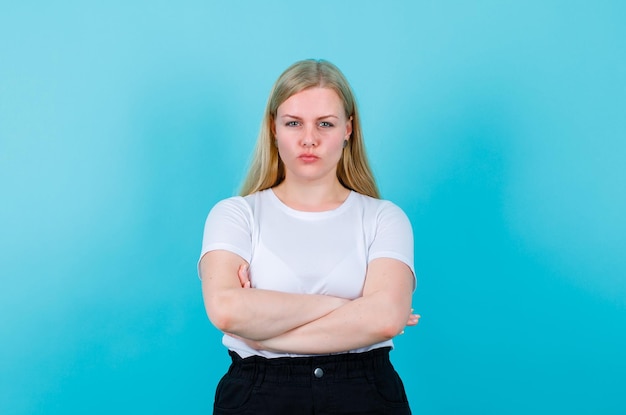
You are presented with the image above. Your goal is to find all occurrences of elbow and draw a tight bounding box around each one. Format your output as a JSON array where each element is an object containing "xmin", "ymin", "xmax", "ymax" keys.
[
  {"xmin": 208, "ymin": 311, "xmax": 234, "ymax": 333},
  {"xmin": 377, "ymin": 319, "xmax": 406, "ymax": 340},
  {"xmin": 372, "ymin": 301, "xmax": 409, "ymax": 340},
  {"xmin": 205, "ymin": 290, "xmax": 239, "ymax": 333}
]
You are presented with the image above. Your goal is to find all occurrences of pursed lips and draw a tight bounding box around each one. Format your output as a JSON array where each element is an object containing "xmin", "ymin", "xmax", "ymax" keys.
[{"xmin": 298, "ymin": 153, "xmax": 319, "ymax": 162}]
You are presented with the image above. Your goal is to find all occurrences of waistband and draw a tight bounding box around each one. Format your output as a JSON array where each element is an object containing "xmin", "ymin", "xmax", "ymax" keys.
[{"xmin": 227, "ymin": 347, "xmax": 392, "ymax": 383}]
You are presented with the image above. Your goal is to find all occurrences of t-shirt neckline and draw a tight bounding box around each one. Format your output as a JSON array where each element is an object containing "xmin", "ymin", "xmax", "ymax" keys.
[{"xmin": 266, "ymin": 188, "xmax": 355, "ymax": 219}]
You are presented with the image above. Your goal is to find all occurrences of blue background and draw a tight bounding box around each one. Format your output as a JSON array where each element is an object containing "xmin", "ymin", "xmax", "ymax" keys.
[{"xmin": 1, "ymin": 1, "xmax": 625, "ymax": 414}]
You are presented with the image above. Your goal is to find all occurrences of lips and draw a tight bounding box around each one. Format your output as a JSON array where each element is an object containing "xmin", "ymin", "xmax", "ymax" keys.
[{"xmin": 298, "ymin": 154, "xmax": 319, "ymax": 162}]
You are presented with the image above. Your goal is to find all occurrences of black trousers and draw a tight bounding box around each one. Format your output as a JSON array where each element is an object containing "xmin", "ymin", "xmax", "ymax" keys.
[{"xmin": 213, "ymin": 347, "xmax": 412, "ymax": 414}]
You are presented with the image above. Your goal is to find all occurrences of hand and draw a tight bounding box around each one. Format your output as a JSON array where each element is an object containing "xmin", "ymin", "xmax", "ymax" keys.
[
  {"xmin": 398, "ymin": 309, "xmax": 420, "ymax": 336},
  {"xmin": 406, "ymin": 309, "xmax": 420, "ymax": 327},
  {"xmin": 237, "ymin": 264, "xmax": 251, "ymax": 288}
]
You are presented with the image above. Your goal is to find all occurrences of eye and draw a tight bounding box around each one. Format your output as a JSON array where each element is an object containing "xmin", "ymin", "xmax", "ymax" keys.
[
  {"xmin": 285, "ymin": 120, "xmax": 300, "ymax": 127},
  {"xmin": 319, "ymin": 121, "xmax": 334, "ymax": 128}
]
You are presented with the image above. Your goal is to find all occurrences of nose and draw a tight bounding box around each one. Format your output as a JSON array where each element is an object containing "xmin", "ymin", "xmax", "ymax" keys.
[{"xmin": 301, "ymin": 126, "xmax": 317, "ymax": 147}]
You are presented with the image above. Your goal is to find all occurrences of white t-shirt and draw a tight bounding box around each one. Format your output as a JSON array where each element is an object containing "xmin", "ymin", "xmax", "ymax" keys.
[{"xmin": 199, "ymin": 189, "xmax": 415, "ymax": 358}]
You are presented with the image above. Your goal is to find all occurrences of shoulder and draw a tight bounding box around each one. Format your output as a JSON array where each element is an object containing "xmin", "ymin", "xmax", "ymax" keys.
[
  {"xmin": 357, "ymin": 193, "xmax": 415, "ymax": 280},
  {"xmin": 203, "ymin": 195, "xmax": 257, "ymax": 232},
  {"xmin": 209, "ymin": 191, "xmax": 266, "ymax": 218},
  {"xmin": 200, "ymin": 195, "xmax": 258, "ymax": 274},
  {"xmin": 209, "ymin": 195, "xmax": 249, "ymax": 217},
  {"xmin": 350, "ymin": 193, "xmax": 410, "ymax": 223}
]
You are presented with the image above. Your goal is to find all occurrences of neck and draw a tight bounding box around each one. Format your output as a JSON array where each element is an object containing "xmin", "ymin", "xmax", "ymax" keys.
[{"xmin": 272, "ymin": 179, "xmax": 350, "ymax": 212}]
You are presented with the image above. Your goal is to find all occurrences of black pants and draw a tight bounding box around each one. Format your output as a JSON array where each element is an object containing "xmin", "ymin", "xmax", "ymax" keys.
[{"xmin": 213, "ymin": 347, "xmax": 412, "ymax": 414}]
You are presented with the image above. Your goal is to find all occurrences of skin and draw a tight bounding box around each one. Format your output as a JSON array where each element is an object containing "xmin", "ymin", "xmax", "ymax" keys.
[
  {"xmin": 272, "ymin": 87, "xmax": 353, "ymax": 210},
  {"xmin": 200, "ymin": 87, "xmax": 420, "ymax": 355}
]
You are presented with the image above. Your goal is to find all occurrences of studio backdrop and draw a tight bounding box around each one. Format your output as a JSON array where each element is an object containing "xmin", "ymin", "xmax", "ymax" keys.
[{"xmin": 1, "ymin": 1, "xmax": 625, "ymax": 414}]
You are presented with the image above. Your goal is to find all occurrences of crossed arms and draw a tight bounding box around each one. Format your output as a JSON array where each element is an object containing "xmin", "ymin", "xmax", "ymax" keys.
[{"xmin": 200, "ymin": 249, "xmax": 419, "ymax": 355}]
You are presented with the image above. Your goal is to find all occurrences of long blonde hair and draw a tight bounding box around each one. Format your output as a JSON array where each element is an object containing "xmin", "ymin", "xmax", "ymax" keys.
[{"xmin": 240, "ymin": 59, "xmax": 379, "ymax": 198}]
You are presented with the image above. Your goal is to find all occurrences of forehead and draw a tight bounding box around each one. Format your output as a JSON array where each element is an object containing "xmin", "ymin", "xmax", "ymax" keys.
[{"xmin": 277, "ymin": 87, "xmax": 344, "ymax": 116}]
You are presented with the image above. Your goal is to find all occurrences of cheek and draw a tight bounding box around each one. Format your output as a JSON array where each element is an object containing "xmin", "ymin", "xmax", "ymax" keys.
[{"xmin": 275, "ymin": 125, "xmax": 295, "ymax": 141}]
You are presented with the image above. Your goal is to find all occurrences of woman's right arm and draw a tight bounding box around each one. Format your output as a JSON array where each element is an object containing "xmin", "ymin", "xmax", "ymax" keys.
[{"xmin": 200, "ymin": 249, "xmax": 348, "ymax": 341}]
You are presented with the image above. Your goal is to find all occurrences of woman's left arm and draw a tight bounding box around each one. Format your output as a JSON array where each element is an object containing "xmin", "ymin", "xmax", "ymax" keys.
[{"xmin": 246, "ymin": 257, "xmax": 418, "ymax": 354}]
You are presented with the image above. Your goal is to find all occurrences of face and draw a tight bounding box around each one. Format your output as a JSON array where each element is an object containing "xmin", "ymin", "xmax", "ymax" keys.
[{"xmin": 274, "ymin": 87, "xmax": 352, "ymax": 185}]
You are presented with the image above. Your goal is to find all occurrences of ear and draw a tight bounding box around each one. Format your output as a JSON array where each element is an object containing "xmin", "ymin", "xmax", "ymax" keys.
[
  {"xmin": 270, "ymin": 116, "xmax": 277, "ymax": 136},
  {"xmin": 345, "ymin": 116, "xmax": 353, "ymax": 139}
]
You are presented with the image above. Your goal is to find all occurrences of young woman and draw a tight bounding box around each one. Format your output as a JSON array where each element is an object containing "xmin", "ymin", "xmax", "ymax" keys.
[{"xmin": 199, "ymin": 59, "xmax": 419, "ymax": 414}]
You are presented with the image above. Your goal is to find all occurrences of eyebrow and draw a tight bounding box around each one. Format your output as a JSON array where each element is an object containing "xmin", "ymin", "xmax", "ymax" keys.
[{"xmin": 280, "ymin": 114, "xmax": 340, "ymax": 120}]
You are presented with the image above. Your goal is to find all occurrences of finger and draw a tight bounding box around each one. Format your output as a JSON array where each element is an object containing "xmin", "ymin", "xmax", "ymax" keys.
[
  {"xmin": 237, "ymin": 264, "xmax": 250, "ymax": 287},
  {"xmin": 405, "ymin": 314, "xmax": 421, "ymax": 326}
]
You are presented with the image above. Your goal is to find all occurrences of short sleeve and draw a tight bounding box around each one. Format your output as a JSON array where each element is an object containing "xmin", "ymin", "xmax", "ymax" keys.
[
  {"xmin": 197, "ymin": 197, "xmax": 253, "ymax": 278},
  {"xmin": 368, "ymin": 201, "xmax": 416, "ymax": 285}
]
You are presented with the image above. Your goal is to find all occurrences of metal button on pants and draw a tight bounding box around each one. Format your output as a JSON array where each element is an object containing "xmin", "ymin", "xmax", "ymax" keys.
[{"xmin": 313, "ymin": 367, "xmax": 324, "ymax": 378}]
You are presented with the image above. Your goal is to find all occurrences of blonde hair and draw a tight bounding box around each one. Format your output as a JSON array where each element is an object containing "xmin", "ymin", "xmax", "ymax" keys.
[{"xmin": 240, "ymin": 59, "xmax": 380, "ymax": 198}]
